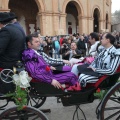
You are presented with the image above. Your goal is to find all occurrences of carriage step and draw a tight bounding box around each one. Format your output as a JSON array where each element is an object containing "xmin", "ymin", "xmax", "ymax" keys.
[{"xmin": 40, "ymin": 109, "xmax": 51, "ymax": 113}]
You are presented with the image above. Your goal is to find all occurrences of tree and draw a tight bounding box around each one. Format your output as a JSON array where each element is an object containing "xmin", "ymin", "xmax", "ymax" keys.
[{"xmin": 112, "ymin": 10, "xmax": 120, "ymax": 24}]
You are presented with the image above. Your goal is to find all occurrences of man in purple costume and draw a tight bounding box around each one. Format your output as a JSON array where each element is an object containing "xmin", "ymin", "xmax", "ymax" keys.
[{"xmin": 22, "ymin": 35, "xmax": 79, "ymax": 89}]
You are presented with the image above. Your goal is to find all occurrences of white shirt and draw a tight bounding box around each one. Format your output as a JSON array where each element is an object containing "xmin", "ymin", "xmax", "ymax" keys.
[{"xmin": 89, "ymin": 41, "xmax": 100, "ymax": 56}]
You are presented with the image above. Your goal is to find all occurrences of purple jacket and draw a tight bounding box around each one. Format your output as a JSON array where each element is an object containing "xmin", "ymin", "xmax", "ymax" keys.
[
  {"xmin": 22, "ymin": 49, "xmax": 53, "ymax": 83},
  {"xmin": 22, "ymin": 49, "xmax": 78, "ymax": 85}
]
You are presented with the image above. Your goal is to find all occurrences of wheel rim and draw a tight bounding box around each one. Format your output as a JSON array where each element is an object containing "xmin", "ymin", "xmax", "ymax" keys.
[
  {"xmin": 0, "ymin": 106, "xmax": 49, "ymax": 120},
  {"xmin": 100, "ymin": 83, "xmax": 120, "ymax": 120}
]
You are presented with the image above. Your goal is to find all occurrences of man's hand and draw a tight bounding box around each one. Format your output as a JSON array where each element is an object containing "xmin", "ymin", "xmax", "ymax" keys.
[
  {"xmin": 72, "ymin": 50, "xmax": 77, "ymax": 54},
  {"xmin": 65, "ymin": 51, "xmax": 70, "ymax": 55},
  {"xmin": 63, "ymin": 60, "xmax": 71, "ymax": 65},
  {"xmin": 50, "ymin": 66, "xmax": 56, "ymax": 70},
  {"xmin": 51, "ymin": 79, "xmax": 62, "ymax": 89},
  {"xmin": 88, "ymin": 66, "xmax": 96, "ymax": 71}
]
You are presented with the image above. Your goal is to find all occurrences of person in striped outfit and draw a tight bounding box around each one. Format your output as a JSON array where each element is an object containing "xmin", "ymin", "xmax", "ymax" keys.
[{"xmin": 71, "ymin": 33, "xmax": 120, "ymax": 87}]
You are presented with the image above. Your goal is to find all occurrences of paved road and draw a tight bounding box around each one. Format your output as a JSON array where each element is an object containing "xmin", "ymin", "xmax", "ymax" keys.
[
  {"xmin": 40, "ymin": 97, "xmax": 100, "ymax": 120},
  {"xmin": 0, "ymin": 97, "xmax": 100, "ymax": 120}
]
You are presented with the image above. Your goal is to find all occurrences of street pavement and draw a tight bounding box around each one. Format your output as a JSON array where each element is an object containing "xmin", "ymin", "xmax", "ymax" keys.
[
  {"xmin": 41, "ymin": 97, "xmax": 100, "ymax": 120},
  {"xmin": 0, "ymin": 97, "xmax": 100, "ymax": 120}
]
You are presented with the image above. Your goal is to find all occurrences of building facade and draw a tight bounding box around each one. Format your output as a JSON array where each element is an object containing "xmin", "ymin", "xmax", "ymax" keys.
[{"xmin": 0, "ymin": 0, "xmax": 111, "ymax": 36}]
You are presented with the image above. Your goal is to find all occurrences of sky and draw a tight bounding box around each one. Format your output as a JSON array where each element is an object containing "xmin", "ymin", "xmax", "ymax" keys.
[{"xmin": 112, "ymin": 0, "xmax": 120, "ymax": 13}]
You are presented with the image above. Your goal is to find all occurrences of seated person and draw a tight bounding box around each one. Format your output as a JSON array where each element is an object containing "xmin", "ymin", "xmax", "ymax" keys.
[
  {"xmin": 88, "ymin": 32, "xmax": 100, "ymax": 57},
  {"xmin": 77, "ymin": 36, "xmax": 86, "ymax": 56},
  {"xmin": 62, "ymin": 42, "xmax": 82, "ymax": 60},
  {"xmin": 71, "ymin": 33, "xmax": 120, "ymax": 87},
  {"xmin": 31, "ymin": 32, "xmax": 71, "ymax": 72},
  {"xmin": 60, "ymin": 38, "xmax": 71, "ymax": 57},
  {"xmin": 22, "ymin": 35, "xmax": 80, "ymax": 90},
  {"xmin": 69, "ymin": 32, "xmax": 102, "ymax": 66}
]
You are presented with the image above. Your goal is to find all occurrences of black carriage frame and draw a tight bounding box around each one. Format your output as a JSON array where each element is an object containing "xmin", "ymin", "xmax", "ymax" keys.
[{"xmin": 0, "ymin": 68, "xmax": 120, "ymax": 120}]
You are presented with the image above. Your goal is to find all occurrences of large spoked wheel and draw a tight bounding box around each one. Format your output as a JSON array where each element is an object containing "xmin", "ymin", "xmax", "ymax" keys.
[
  {"xmin": 28, "ymin": 88, "xmax": 46, "ymax": 108},
  {"xmin": 0, "ymin": 106, "xmax": 49, "ymax": 120},
  {"xmin": 99, "ymin": 83, "xmax": 120, "ymax": 120}
]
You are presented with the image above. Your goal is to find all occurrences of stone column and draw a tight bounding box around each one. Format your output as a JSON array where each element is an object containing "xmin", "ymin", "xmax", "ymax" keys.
[
  {"xmin": 59, "ymin": 13, "xmax": 67, "ymax": 35},
  {"xmin": 52, "ymin": 13, "xmax": 59, "ymax": 35},
  {"xmin": 99, "ymin": 19, "xmax": 105, "ymax": 33},
  {"xmin": 88, "ymin": 17, "xmax": 94, "ymax": 33},
  {"xmin": 107, "ymin": 21, "xmax": 111, "ymax": 32},
  {"xmin": 78, "ymin": 16, "xmax": 88, "ymax": 34},
  {"xmin": 37, "ymin": 12, "xmax": 46, "ymax": 36},
  {"xmin": 0, "ymin": 0, "xmax": 9, "ymax": 12}
]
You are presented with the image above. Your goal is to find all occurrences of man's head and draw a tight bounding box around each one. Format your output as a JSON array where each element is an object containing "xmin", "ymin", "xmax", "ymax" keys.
[
  {"xmin": 80, "ymin": 36, "xmax": 84, "ymax": 41},
  {"xmin": 89, "ymin": 32, "xmax": 99, "ymax": 45},
  {"xmin": 31, "ymin": 31, "xmax": 42, "ymax": 43},
  {"xmin": 101, "ymin": 33, "xmax": 115, "ymax": 48},
  {"xmin": 71, "ymin": 42, "xmax": 77, "ymax": 50},
  {"xmin": 26, "ymin": 35, "xmax": 40, "ymax": 51}
]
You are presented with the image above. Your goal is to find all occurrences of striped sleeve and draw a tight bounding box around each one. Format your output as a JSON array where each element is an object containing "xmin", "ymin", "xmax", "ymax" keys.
[
  {"xmin": 41, "ymin": 52, "xmax": 63, "ymax": 65},
  {"xmin": 95, "ymin": 55, "xmax": 120, "ymax": 75},
  {"xmin": 90, "ymin": 50, "xmax": 105, "ymax": 68}
]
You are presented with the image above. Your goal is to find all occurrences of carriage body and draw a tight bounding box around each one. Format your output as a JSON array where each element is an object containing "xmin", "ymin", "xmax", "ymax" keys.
[{"xmin": 0, "ymin": 67, "xmax": 120, "ymax": 120}]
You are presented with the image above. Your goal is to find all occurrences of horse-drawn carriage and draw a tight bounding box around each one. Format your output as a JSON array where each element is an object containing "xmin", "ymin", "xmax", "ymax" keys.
[{"xmin": 0, "ymin": 65, "xmax": 120, "ymax": 120}]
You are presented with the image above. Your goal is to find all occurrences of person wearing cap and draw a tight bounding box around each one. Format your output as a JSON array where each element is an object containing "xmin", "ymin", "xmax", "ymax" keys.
[{"xmin": 0, "ymin": 12, "xmax": 25, "ymax": 69}]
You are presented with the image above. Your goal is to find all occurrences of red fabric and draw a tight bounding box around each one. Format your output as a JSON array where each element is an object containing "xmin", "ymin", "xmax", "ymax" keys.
[
  {"xmin": 68, "ymin": 26, "xmax": 72, "ymax": 34},
  {"xmin": 60, "ymin": 38, "xmax": 64, "ymax": 46},
  {"xmin": 0, "ymin": 68, "xmax": 3, "ymax": 72},
  {"xmin": 116, "ymin": 65, "xmax": 120, "ymax": 72},
  {"xmin": 31, "ymin": 78, "xmax": 39, "ymax": 82},
  {"xmin": 45, "ymin": 66, "xmax": 50, "ymax": 71},
  {"xmin": 94, "ymin": 75, "xmax": 108, "ymax": 88},
  {"xmin": 86, "ymin": 65, "xmax": 120, "ymax": 89}
]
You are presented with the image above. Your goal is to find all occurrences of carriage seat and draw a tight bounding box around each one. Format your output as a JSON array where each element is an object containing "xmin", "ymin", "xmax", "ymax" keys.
[{"xmin": 85, "ymin": 65, "xmax": 120, "ymax": 89}]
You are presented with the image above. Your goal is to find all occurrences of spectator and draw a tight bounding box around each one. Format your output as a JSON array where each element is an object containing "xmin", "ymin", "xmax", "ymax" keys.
[
  {"xmin": 62, "ymin": 42, "xmax": 82, "ymax": 60},
  {"xmin": 77, "ymin": 35, "xmax": 86, "ymax": 56},
  {"xmin": 46, "ymin": 37, "xmax": 53, "ymax": 57},
  {"xmin": 88, "ymin": 32, "xmax": 100, "ymax": 57},
  {"xmin": 0, "ymin": 12, "xmax": 25, "ymax": 94},
  {"xmin": 0, "ymin": 12, "xmax": 25, "ymax": 69},
  {"xmin": 52, "ymin": 37, "xmax": 60, "ymax": 59}
]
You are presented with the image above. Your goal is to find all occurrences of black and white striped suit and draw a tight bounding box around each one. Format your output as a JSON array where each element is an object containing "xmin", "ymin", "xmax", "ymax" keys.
[
  {"xmin": 38, "ymin": 51, "xmax": 63, "ymax": 65},
  {"xmin": 79, "ymin": 45, "xmax": 120, "ymax": 87}
]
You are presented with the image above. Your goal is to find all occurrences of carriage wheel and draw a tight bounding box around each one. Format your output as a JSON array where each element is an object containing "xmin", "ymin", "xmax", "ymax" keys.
[
  {"xmin": 0, "ymin": 106, "xmax": 49, "ymax": 120},
  {"xmin": 99, "ymin": 83, "xmax": 120, "ymax": 120},
  {"xmin": 28, "ymin": 91, "xmax": 46, "ymax": 108}
]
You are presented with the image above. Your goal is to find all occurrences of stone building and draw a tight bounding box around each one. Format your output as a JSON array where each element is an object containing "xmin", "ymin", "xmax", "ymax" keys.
[{"xmin": 0, "ymin": 0, "xmax": 111, "ymax": 36}]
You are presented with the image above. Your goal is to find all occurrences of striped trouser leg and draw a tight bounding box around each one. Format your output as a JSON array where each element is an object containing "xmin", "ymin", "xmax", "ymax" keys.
[{"xmin": 79, "ymin": 73, "xmax": 99, "ymax": 87}]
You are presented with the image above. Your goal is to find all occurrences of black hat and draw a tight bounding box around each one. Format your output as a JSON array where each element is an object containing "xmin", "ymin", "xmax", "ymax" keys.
[
  {"xmin": 0, "ymin": 12, "xmax": 13, "ymax": 22},
  {"xmin": 9, "ymin": 12, "xmax": 17, "ymax": 20}
]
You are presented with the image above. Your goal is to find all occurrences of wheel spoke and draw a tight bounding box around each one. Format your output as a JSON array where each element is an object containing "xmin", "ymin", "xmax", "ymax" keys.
[
  {"xmin": 104, "ymin": 110, "xmax": 120, "ymax": 120},
  {"xmin": 116, "ymin": 114, "xmax": 120, "ymax": 120},
  {"xmin": 104, "ymin": 107, "xmax": 120, "ymax": 111},
  {"xmin": 99, "ymin": 83, "xmax": 120, "ymax": 120}
]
